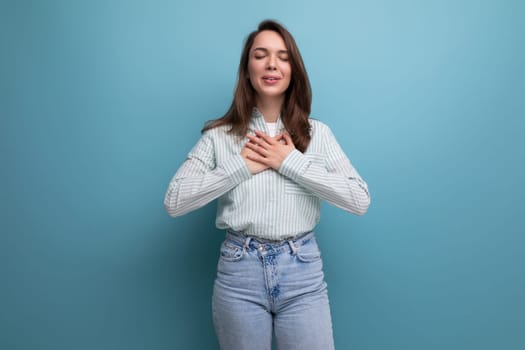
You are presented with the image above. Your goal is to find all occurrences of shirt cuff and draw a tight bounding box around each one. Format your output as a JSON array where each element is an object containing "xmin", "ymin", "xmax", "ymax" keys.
[
  {"xmin": 221, "ymin": 154, "xmax": 252, "ymax": 184},
  {"xmin": 278, "ymin": 149, "xmax": 309, "ymax": 181}
]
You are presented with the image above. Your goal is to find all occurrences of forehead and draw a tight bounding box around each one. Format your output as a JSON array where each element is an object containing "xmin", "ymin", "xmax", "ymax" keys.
[{"xmin": 251, "ymin": 30, "xmax": 287, "ymax": 51}]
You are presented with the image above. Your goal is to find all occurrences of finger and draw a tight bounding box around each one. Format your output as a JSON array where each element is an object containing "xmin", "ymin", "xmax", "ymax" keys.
[
  {"xmin": 246, "ymin": 134, "xmax": 267, "ymax": 148},
  {"xmin": 246, "ymin": 152, "xmax": 269, "ymax": 165},
  {"xmin": 246, "ymin": 134, "xmax": 261, "ymax": 143},
  {"xmin": 245, "ymin": 141, "xmax": 267, "ymax": 156},
  {"xmin": 279, "ymin": 133, "xmax": 294, "ymax": 145},
  {"xmin": 241, "ymin": 146, "xmax": 257, "ymax": 157},
  {"xmin": 254, "ymin": 130, "xmax": 275, "ymax": 145},
  {"xmin": 273, "ymin": 134, "xmax": 285, "ymax": 144}
]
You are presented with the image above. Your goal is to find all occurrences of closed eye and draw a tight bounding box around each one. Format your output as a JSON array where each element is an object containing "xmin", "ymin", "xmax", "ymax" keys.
[{"xmin": 252, "ymin": 47, "xmax": 289, "ymax": 61}]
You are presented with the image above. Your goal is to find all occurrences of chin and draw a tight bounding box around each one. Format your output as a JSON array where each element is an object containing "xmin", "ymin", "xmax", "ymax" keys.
[{"xmin": 258, "ymin": 89, "xmax": 287, "ymax": 98}]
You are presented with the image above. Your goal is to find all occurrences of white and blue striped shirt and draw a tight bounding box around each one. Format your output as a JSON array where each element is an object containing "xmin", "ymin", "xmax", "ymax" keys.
[{"xmin": 164, "ymin": 110, "xmax": 370, "ymax": 240}]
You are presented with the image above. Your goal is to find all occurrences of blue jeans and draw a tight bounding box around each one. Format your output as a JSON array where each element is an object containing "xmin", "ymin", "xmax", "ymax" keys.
[{"xmin": 212, "ymin": 230, "xmax": 335, "ymax": 350}]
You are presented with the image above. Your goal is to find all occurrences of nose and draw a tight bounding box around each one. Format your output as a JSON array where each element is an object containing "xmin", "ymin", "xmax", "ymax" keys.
[{"xmin": 267, "ymin": 55, "xmax": 277, "ymax": 70}]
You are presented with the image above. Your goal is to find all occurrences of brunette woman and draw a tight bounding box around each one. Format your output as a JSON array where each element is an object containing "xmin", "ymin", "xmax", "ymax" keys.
[{"xmin": 164, "ymin": 19, "xmax": 370, "ymax": 350}]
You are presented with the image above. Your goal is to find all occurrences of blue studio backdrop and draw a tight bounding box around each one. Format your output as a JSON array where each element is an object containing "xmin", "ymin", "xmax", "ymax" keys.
[{"xmin": 2, "ymin": 0, "xmax": 524, "ymax": 349}]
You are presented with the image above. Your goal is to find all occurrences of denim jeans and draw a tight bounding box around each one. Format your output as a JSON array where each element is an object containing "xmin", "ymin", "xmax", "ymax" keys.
[{"xmin": 212, "ymin": 230, "xmax": 335, "ymax": 350}]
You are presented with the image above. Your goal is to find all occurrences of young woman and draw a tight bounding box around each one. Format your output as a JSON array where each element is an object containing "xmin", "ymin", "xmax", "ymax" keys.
[{"xmin": 164, "ymin": 19, "xmax": 370, "ymax": 350}]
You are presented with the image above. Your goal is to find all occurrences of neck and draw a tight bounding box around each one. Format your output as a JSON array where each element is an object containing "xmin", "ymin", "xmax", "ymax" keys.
[{"xmin": 256, "ymin": 96, "xmax": 284, "ymax": 122}]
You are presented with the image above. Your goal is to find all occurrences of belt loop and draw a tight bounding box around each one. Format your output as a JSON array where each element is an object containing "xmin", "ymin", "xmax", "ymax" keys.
[
  {"xmin": 288, "ymin": 240, "xmax": 298, "ymax": 256},
  {"xmin": 243, "ymin": 236, "xmax": 252, "ymax": 252}
]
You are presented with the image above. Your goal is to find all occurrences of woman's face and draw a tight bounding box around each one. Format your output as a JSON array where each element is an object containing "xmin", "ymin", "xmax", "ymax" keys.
[{"xmin": 248, "ymin": 30, "xmax": 292, "ymax": 101}]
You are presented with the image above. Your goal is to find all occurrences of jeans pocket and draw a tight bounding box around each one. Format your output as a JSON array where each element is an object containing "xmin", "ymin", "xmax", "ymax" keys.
[
  {"xmin": 219, "ymin": 240, "xmax": 245, "ymax": 262},
  {"xmin": 296, "ymin": 238, "xmax": 322, "ymax": 263}
]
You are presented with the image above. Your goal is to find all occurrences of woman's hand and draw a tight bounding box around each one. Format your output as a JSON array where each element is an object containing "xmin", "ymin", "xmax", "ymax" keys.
[
  {"xmin": 244, "ymin": 130, "xmax": 296, "ymax": 170},
  {"xmin": 241, "ymin": 146, "xmax": 270, "ymax": 174}
]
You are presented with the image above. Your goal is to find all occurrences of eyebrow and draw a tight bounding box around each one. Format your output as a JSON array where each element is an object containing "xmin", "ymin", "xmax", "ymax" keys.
[{"xmin": 253, "ymin": 47, "xmax": 288, "ymax": 54}]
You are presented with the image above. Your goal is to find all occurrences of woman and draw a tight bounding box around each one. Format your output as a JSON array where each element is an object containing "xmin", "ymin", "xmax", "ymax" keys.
[{"xmin": 164, "ymin": 19, "xmax": 370, "ymax": 350}]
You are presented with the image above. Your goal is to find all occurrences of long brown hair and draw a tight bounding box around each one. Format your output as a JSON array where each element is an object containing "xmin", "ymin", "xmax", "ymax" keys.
[{"xmin": 202, "ymin": 20, "xmax": 312, "ymax": 152}]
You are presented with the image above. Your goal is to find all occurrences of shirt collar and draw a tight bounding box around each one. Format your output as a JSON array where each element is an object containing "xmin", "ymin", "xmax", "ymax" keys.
[
  {"xmin": 252, "ymin": 107, "xmax": 281, "ymax": 119},
  {"xmin": 251, "ymin": 107, "xmax": 284, "ymax": 134}
]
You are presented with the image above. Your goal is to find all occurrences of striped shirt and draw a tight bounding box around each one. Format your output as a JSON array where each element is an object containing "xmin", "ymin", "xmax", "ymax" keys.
[{"xmin": 164, "ymin": 109, "xmax": 370, "ymax": 240}]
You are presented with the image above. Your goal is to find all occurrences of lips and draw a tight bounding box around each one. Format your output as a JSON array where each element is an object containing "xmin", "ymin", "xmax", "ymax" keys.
[{"xmin": 262, "ymin": 75, "xmax": 281, "ymax": 84}]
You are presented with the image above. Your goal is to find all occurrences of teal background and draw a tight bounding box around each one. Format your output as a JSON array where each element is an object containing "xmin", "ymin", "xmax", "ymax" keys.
[{"xmin": 2, "ymin": 0, "xmax": 524, "ymax": 349}]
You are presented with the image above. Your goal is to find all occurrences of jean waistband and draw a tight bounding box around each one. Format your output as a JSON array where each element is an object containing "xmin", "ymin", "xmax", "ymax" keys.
[{"xmin": 225, "ymin": 230, "xmax": 314, "ymax": 255}]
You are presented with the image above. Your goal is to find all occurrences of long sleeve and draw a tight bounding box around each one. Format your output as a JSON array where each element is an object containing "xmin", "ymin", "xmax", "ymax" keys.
[
  {"xmin": 164, "ymin": 132, "xmax": 252, "ymax": 217},
  {"xmin": 278, "ymin": 124, "xmax": 370, "ymax": 215}
]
